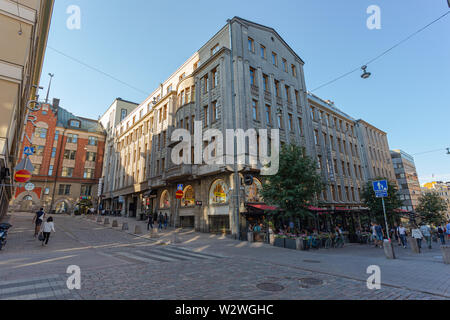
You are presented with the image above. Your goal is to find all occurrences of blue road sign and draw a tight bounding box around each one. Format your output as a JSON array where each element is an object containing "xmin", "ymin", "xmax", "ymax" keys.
[
  {"xmin": 24, "ymin": 147, "xmax": 35, "ymax": 156},
  {"xmin": 373, "ymin": 180, "xmax": 388, "ymax": 198},
  {"xmin": 177, "ymin": 184, "xmax": 183, "ymax": 191}
]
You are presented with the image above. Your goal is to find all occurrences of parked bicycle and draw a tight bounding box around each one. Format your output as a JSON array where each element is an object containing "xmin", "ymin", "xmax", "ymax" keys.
[{"xmin": 0, "ymin": 223, "xmax": 12, "ymax": 251}]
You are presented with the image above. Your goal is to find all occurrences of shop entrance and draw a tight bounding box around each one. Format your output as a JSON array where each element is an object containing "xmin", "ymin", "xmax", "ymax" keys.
[
  {"xmin": 180, "ymin": 216, "xmax": 195, "ymax": 228},
  {"xmin": 208, "ymin": 215, "xmax": 230, "ymax": 234}
]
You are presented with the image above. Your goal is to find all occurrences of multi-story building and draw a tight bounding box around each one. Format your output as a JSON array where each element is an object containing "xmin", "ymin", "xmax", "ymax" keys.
[
  {"xmin": 390, "ymin": 150, "xmax": 421, "ymax": 212},
  {"xmin": 422, "ymin": 181, "xmax": 450, "ymax": 220},
  {"xmin": 101, "ymin": 17, "xmax": 398, "ymax": 235},
  {"xmin": 0, "ymin": 0, "xmax": 54, "ymax": 218},
  {"xmin": 12, "ymin": 100, "xmax": 106, "ymax": 213},
  {"xmin": 99, "ymin": 98, "xmax": 139, "ymax": 208}
]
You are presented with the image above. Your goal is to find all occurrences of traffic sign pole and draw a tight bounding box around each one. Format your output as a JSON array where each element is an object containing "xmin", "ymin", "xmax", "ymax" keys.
[{"xmin": 381, "ymin": 197, "xmax": 390, "ymax": 242}]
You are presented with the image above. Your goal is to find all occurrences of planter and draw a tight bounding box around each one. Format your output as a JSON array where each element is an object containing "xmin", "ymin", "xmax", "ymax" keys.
[
  {"xmin": 295, "ymin": 238, "xmax": 304, "ymax": 250},
  {"xmin": 285, "ymin": 238, "xmax": 297, "ymax": 250},
  {"xmin": 441, "ymin": 245, "xmax": 450, "ymax": 265},
  {"xmin": 273, "ymin": 237, "xmax": 285, "ymax": 248},
  {"xmin": 247, "ymin": 232, "xmax": 254, "ymax": 243}
]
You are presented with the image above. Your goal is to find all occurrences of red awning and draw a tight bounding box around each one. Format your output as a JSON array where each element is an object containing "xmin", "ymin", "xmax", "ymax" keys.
[
  {"xmin": 247, "ymin": 204, "xmax": 279, "ymax": 211},
  {"xmin": 308, "ymin": 206, "xmax": 327, "ymax": 212},
  {"xmin": 335, "ymin": 207, "xmax": 351, "ymax": 211},
  {"xmin": 394, "ymin": 209, "xmax": 408, "ymax": 213}
]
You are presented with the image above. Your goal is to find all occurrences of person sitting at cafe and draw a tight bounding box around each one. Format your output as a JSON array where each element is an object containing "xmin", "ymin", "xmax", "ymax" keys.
[{"xmin": 253, "ymin": 224, "xmax": 261, "ymax": 233}]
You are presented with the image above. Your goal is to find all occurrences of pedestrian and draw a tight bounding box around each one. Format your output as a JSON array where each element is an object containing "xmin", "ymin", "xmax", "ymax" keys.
[
  {"xmin": 147, "ymin": 213, "xmax": 153, "ymax": 231},
  {"xmin": 158, "ymin": 212, "xmax": 163, "ymax": 231},
  {"xmin": 411, "ymin": 226, "xmax": 423, "ymax": 251},
  {"xmin": 371, "ymin": 222, "xmax": 378, "ymax": 247},
  {"xmin": 164, "ymin": 213, "xmax": 168, "ymax": 229},
  {"xmin": 32, "ymin": 208, "xmax": 46, "ymax": 237},
  {"xmin": 420, "ymin": 223, "xmax": 432, "ymax": 249},
  {"xmin": 437, "ymin": 224, "xmax": 446, "ymax": 245},
  {"xmin": 40, "ymin": 217, "xmax": 55, "ymax": 246},
  {"xmin": 374, "ymin": 223, "xmax": 384, "ymax": 248},
  {"xmin": 446, "ymin": 221, "xmax": 450, "ymax": 241},
  {"xmin": 397, "ymin": 224, "xmax": 407, "ymax": 248}
]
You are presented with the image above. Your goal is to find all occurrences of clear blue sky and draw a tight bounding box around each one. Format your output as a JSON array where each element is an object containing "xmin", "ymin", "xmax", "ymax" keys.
[{"xmin": 39, "ymin": 0, "xmax": 450, "ymax": 185}]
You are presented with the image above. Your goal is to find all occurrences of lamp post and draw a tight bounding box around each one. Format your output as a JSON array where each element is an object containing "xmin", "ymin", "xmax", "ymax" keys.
[{"xmin": 45, "ymin": 73, "xmax": 54, "ymax": 104}]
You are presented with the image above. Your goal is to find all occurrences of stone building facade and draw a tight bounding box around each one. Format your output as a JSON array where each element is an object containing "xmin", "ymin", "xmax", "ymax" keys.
[{"xmin": 12, "ymin": 101, "xmax": 106, "ymax": 213}]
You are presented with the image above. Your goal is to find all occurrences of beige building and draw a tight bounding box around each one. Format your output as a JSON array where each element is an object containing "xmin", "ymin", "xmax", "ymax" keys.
[{"xmin": 0, "ymin": 0, "xmax": 54, "ymax": 218}]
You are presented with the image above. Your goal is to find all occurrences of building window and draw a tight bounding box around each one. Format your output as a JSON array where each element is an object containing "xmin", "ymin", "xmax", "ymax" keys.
[
  {"xmin": 51, "ymin": 147, "xmax": 56, "ymax": 158},
  {"xmin": 202, "ymin": 74, "xmax": 209, "ymax": 94},
  {"xmin": 274, "ymin": 80, "xmax": 280, "ymax": 97},
  {"xmin": 34, "ymin": 128, "xmax": 47, "ymax": 139},
  {"xmin": 86, "ymin": 152, "xmax": 97, "ymax": 162},
  {"xmin": 282, "ymin": 58, "xmax": 287, "ymax": 72},
  {"xmin": 55, "ymin": 131, "xmax": 59, "ymax": 141},
  {"xmin": 67, "ymin": 134, "xmax": 78, "ymax": 144},
  {"xmin": 48, "ymin": 165, "xmax": 54, "ymax": 176},
  {"xmin": 310, "ymin": 107, "xmax": 315, "ymax": 121},
  {"xmin": 58, "ymin": 185, "xmax": 71, "ymax": 196},
  {"xmin": 252, "ymin": 100, "xmax": 258, "ymax": 121},
  {"xmin": 211, "ymin": 43, "xmax": 219, "ymax": 56},
  {"xmin": 64, "ymin": 150, "xmax": 76, "ymax": 160},
  {"xmin": 278, "ymin": 114, "xmax": 283, "ymax": 130},
  {"xmin": 212, "ymin": 68, "xmax": 219, "ymax": 88},
  {"xmin": 260, "ymin": 45, "xmax": 266, "ymax": 59},
  {"xmin": 160, "ymin": 190, "xmax": 171, "ymax": 209},
  {"xmin": 167, "ymin": 85, "xmax": 172, "ymax": 94},
  {"xmin": 212, "ymin": 101, "xmax": 218, "ymax": 122},
  {"xmin": 69, "ymin": 120, "xmax": 81, "ymax": 128},
  {"xmin": 314, "ymin": 130, "xmax": 319, "ymax": 145},
  {"xmin": 121, "ymin": 109, "xmax": 127, "ymax": 121},
  {"xmin": 209, "ymin": 179, "xmax": 229, "ymax": 204},
  {"xmin": 285, "ymin": 85, "xmax": 291, "ymax": 102},
  {"xmin": 249, "ymin": 67, "xmax": 256, "ymax": 86},
  {"xmin": 295, "ymin": 90, "xmax": 300, "ymax": 106},
  {"xmin": 263, "ymin": 74, "xmax": 269, "ymax": 91},
  {"xmin": 35, "ymin": 146, "xmax": 45, "ymax": 156},
  {"xmin": 288, "ymin": 114, "xmax": 293, "ymax": 131},
  {"xmin": 291, "ymin": 64, "xmax": 297, "ymax": 77},
  {"xmin": 266, "ymin": 105, "xmax": 272, "ymax": 125},
  {"xmin": 62, "ymin": 167, "xmax": 74, "ymax": 177},
  {"xmin": 84, "ymin": 168, "xmax": 95, "ymax": 179},
  {"xmin": 248, "ymin": 37, "xmax": 255, "ymax": 53},
  {"xmin": 298, "ymin": 117, "xmax": 303, "ymax": 136},
  {"xmin": 33, "ymin": 164, "xmax": 41, "ymax": 175},
  {"xmin": 181, "ymin": 186, "xmax": 195, "ymax": 207},
  {"xmin": 81, "ymin": 185, "xmax": 92, "ymax": 196},
  {"xmin": 163, "ymin": 105, "xmax": 167, "ymax": 121},
  {"xmin": 272, "ymin": 52, "xmax": 278, "ymax": 66},
  {"xmin": 204, "ymin": 106, "xmax": 209, "ymax": 127}
]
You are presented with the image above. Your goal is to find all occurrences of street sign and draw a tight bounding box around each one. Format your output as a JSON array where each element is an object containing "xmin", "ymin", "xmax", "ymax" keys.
[
  {"xmin": 24, "ymin": 182, "xmax": 35, "ymax": 191},
  {"xmin": 23, "ymin": 147, "xmax": 35, "ymax": 156},
  {"xmin": 244, "ymin": 174, "xmax": 254, "ymax": 186},
  {"xmin": 373, "ymin": 180, "xmax": 388, "ymax": 198},
  {"xmin": 176, "ymin": 190, "xmax": 184, "ymax": 199},
  {"xmin": 14, "ymin": 157, "xmax": 34, "ymax": 172},
  {"xmin": 14, "ymin": 170, "xmax": 31, "ymax": 183},
  {"xmin": 177, "ymin": 184, "xmax": 184, "ymax": 191}
]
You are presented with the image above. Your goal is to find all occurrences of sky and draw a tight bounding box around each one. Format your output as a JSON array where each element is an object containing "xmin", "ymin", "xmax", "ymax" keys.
[{"xmin": 39, "ymin": 0, "xmax": 450, "ymax": 185}]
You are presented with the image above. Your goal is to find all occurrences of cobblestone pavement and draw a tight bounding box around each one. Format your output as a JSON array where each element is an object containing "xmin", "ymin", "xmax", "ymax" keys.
[{"xmin": 0, "ymin": 212, "xmax": 448, "ymax": 300}]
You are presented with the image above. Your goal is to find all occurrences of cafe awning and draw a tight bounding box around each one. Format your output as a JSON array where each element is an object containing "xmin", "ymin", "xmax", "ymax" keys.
[{"xmin": 247, "ymin": 204, "xmax": 279, "ymax": 211}]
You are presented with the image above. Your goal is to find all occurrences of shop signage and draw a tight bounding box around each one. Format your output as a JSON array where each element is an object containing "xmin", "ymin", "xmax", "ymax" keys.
[
  {"xmin": 196, "ymin": 201, "xmax": 203, "ymax": 207},
  {"xmin": 177, "ymin": 184, "xmax": 184, "ymax": 191},
  {"xmin": 24, "ymin": 182, "xmax": 35, "ymax": 191},
  {"xmin": 14, "ymin": 170, "xmax": 31, "ymax": 183},
  {"xmin": 176, "ymin": 190, "xmax": 184, "ymax": 199}
]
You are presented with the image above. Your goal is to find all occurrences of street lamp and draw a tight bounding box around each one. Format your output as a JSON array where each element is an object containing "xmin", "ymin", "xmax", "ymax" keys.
[
  {"xmin": 45, "ymin": 73, "xmax": 54, "ymax": 104},
  {"xmin": 446, "ymin": 148, "xmax": 450, "ymax": 155},
  {"xmin": 361, "ymin": 66, "xmax": 371, "ymax": 79}
]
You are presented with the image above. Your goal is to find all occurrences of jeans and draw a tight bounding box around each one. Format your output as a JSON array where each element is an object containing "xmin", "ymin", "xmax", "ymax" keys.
[
  {"xmin": 164, "ymin": 222, "xmax": 168, "ymax": 229},
  {"xmin": 416, "ymin": 238, "xmax": 422, "ymax": 249},
  {"xmin": 158, "ymin": 222, "xmax": 163, "ymax": 230},
  {"xmin": 424, "ymin": 236, "xmax": 432, "ymax": 248},
  {"xmin": 42, "ymin": 232, "xmax": 50, "ymax": 245},
  {"xmin": 439, "ymin": 234, "xmax": 446, "ymax": 245},
  {"xmin": 147, "ymin": 221, "xmax": 153, "ymax": 230},
  {"xmin": 400, "ymin": 234, "xmax": 407, "ymax": 247}
]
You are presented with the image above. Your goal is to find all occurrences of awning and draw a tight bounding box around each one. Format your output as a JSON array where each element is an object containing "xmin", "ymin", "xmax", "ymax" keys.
[
  {"xmin": 308, "ymin": 206, "xmax": 327, "ymax": 212},
  {"xmin": 143, "ymin": 189, "xmax": 158, "ymax": 198},
  {"xmin": 247, "ymin": 204, "xmax": 279, "ymax": 211}
]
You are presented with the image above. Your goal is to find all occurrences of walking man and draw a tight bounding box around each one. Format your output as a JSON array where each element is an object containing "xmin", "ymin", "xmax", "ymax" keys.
[
  {"xmin": 411, "ymin": 225, "xmax": 424, "ymax": 252},
  {"xmin": 398, "ymin": 224, "xmax": 407, "ymax": 248},
  {"xmin": 158, "ymin": 212, "xmax": 163, "ymax": 231},
  {"xmin": 164, "ymin": 213, "xmax": 168, "ymax": 229},
  {"xmin": 147, "ymin": 213, "xmax": 153, "ymax": 231},
  {"xmin": 32, "ymin": 208, "xmax": 46, "ymax": 237},
  {"xmin": 420, "ymin": 223, "xmax": 432, "ymax": 249},
  {"xmin": 437, "ymin": 224, "xmax": 446, "ymax": 245},
  {"xmin": 446, "ymin": 221, "xmax": 450, "ymax": 241}
]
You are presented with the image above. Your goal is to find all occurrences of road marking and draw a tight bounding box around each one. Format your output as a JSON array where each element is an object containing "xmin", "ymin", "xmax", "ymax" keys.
[
  {"xmin": 167, "ymin": 246, "xmax": 224, "ymax": 259},
  {"xmin": 116, "ymin": 252, "xmax": 171, "ymax": 263},
  {"xmin": 140, "ymin": 248, "xmax": 196, "ymax": 261},
  {"xmin": 0, "ymin": 275, "xmax": 73, "ymax": 300},
  {"xmin": 161, "ymin": 247, "xmax": 216, "ymax": 260},
  {"xmin": 12, "ymin": 255, "xmax": 78, "ymax": 269}
]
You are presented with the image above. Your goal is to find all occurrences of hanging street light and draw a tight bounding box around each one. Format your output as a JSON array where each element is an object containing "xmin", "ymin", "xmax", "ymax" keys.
[{"xmin": 361, "ymin": 66, "xmax": 371, "ymax": 79}]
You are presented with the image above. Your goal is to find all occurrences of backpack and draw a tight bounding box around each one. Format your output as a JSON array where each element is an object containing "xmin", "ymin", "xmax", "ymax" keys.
[{"xmin": 438, "ymin": 227, "xmax": 444, "ymax": 234}]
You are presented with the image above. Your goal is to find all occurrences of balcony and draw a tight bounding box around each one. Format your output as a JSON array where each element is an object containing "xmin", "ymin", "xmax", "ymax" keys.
[
  {"xmin": 165, "ymin": 165, "xmax": 196, "ymax": 181},
  {"xmin": 251, "ymin": 85, "xmax": 259, "ymax": 97},
  {"xmin": 264, "ymin": 90, "xmax": 272, "ymax": 102}
]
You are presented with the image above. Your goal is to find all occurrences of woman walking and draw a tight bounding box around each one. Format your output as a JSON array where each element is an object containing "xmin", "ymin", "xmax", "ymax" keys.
[{"xmin": 40, "ymin": 217, "xmax": 55, "ymax": 246}]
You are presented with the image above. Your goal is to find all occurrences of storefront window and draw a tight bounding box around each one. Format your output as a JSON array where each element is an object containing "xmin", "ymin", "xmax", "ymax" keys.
[
  {"xmin": 245, "ymin": 178, "xmax": 263, "ymax": 203},
  {"xmin": 209, "ymin": 180, "xmax": 228, "ymax": 204},
  {"xmin": 181, "ymin": 186, "xmax": 195, "ymax": 207},
  {"xmin": 160, "ymin": 190, "xmax": 170, "ymax": 209}
]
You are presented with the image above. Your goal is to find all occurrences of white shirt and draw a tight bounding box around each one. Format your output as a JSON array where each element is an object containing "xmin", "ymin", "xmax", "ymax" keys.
[
  {"xmin": 41, "ymin": 222, "xmax": 55, "ymax": 233},
  {"xmin": 411, "ymin": 229, "xmax": 423, "ymax": 239},
  {"xmin": 398, "ymin": 227, "xmax": 406, "ymax": 235}
]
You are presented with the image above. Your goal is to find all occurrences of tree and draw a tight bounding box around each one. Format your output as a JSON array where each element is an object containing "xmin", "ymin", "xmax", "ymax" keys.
[
  {"xmin": 361, "ymin": 178, "xmax": 403, "ymax": 225},
  {"xmin": 260, "ymin": 144, "xmax": 326, "ymax": 221},
  {"xmin": 416, "ymin": 192, "xmax": 447, "ymax": 225}
]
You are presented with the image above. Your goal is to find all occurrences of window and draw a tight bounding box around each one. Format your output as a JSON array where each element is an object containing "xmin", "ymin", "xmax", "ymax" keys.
[
  {"xmin": 167, "ymin": 85, "xmax": 172, "ymax": 94},
  {"xmin": 211, "ymin": 43, "xmax": 219, "ymax": 56},
  {"xmin": 86, "ymin": 152, "xmax": 97, "ymax": 162},
  {"xmin": 212, "ymin": 101, "xmax": 218, "ymax": 121},
  {"xmin": 295, "ymin": 90, "xmax": 300, "ymax": 106},
  {"xmin": 81, "ymin": 185, "xmax": 92, "ymax": 196},
  {"xmin": 260, "ymin": 45, "xmax": 266, "ymax": 59},
  {"xmin": 212, "ymin": 68, "xmax": 219, "ymax": 88},
  {"xmin": 58, "ymin": 185, "xmax": 71, "ymax": 196},
  {"xmin": 288, "ymin": 114, "xmax": 293, "ymax": 131},
  {"xmin": 35, "ymin": 146, "xmax": 45, "ymax": 156},
  {"xmin": 278, "ymin": 113, "xmax": 283, "ymax": 130},
  {"xmin": 181, "ymin": 186, "xmax": 195, "ymax": 207},
  {"xmin": 121, "ymin": 109, "xmax": 127, "ymax": 121},
  {"xmin": 314, "ymin": 130, "xmax": 319, "ymax": 145},
  {"xmin": 298, "ymin": 117, "xmax": 303, "ymax": 136},
  {"xmin": 285, "ymin": 85, "xmax": 291, "ymax": 102},
  {"xmin": 265, "ymin": 105, "xmax": 272, "ymax": 125},
  {"xmin": 48, "ymin": 165, "xmax": 54, "ymax": 176},
  {"xmin": 282, "ymin": 58, "xmax": 287, "ymax": 72},
  {"xmin": 84, "ymin": 168, "xmax": 95, "ymax": 179},
  {"xmin": 34, "ymin": 128, "xmax": 47, "ymax": 139},
  {"xmin": 209, "ymin": 179, "xmax": 229, "ymax": 204},
  {"xmin": 160, "ymin": 190, "xmax": 171, "ymax": 209},
  {"xmin": 51, "ymin": 147, "xmax": 56, "ymax": 158},
  {"xmin": 248, "ymin": 37, "xmax": 255, "ymax": 53},
  {"xmin": 252, "ymin": 100, "xmax": 258, "ymax": 121},
  {"xmin": 291, "ymin": 64, "xmax": 297, "ymax": 77},
  {"xmin": 64, "ymin": 150, "xmax": 76, "ymax": 160},
  {"xmin": 33, "ymin": 164, "xmax": 41, "ymax": 175},
  {"xmin": 204, "ymin": 105, "xmax": 209, "ymax": 127},
  {"xmin": 263, "ymin": 74, "xmax": 269, "ymax": 91},
  {"xmin": 249, "ymin": 67, "xmax": 256, "ymax": 86},
  {"xmin": 310, "ymin": 107, "xmax": 315, "ymax": 121},
  {"xmin": 202, "ymin": 74, "xmax": 209, "ymax": 94},
  {"xmin": 274, "ymin": 80, "xmax": 280, "ymax": 97},
  {"xmin": 62, "ymin": 167, "xmax": 74, "ymax": 177},
  {"xmin": 55, "ymin": 131, "xmax": 59, "ymax": 141},
  {"xmin": 88, "ymin": 136, "xmax": 98, "ymax": 146},
  {"xmin": 70, "ymin": 120, "xmax": 80, "ymax": 128},
  {"xmin": 67, "ymin": 134, "xmax": 78, "ymax": 144},
  {"xmin": 163, "ymin": 105, "xmax": 167, "ymax": 121},
  {"xmin": 272, "ymin": 52, "xmax": 278, "ymax": 66},
  {"xmin": 317, "ymin": 155, "xmax": 322, "ymax": 170}
]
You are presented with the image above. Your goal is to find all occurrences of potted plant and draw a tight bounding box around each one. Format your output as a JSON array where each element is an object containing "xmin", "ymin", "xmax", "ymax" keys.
[
  {"xmin": 285, "ymin": 234, "xmax": 297, "ymax": 250},
  {"xmin": 273, "ymin": 234, "xmax": 286, "ymax": 248}
]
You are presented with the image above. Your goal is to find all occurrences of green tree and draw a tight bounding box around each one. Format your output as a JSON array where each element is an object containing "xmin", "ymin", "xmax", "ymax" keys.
[
  {"xmin": 416, "ymin": 192, "xmax": 447, "ymax": 225},
  {"xmin": 260, "ymin": 144, "xmax": 326, "ymax": 221},
  {"xmin": 361, "ymin": 178, "xmax": 403, "ymax": 224}
]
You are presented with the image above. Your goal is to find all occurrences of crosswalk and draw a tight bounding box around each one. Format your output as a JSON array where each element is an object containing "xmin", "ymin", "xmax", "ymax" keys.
[
  {"xmin": 0, "ymin": 275, "xmax": 79, "ymax": 300},
  {"xmin": 102, "ymin": 245, "xmax": 225, "ymax": 265}
]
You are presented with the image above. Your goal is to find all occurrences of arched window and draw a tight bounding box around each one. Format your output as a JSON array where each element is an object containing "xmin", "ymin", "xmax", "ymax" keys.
[
  {"xmin": 160, "ymin": 190, "xmax": 170, "ymax": 209},
  {"xmin": 209, "ymin": 179, "xmax": 229, "ymax": 204},
  {"xmin": 181, "ymin": 185, "xmax": 195, "ymax": 207},
  {"xmin": 245, "ymin": 178, "xmax": 263, "ymax": 203},
  {"xmin": 23, "ymin": 195, "xmax": 33, "ymax": 201}
]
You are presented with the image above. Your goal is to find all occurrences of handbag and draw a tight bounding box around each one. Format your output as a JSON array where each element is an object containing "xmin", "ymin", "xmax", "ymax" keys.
[{"xmin": 38, "ymin": 233, "xmax": 44, "ymax": 241}]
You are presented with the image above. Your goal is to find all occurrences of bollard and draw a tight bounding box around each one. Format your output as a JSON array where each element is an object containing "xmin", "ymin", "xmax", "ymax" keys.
[
  {"xmin": 383, "ymin": 240, "xmax": 396, "ymax": 259},
  {"xmin": 441, "ymin": 245, "xmax": 450, "ymax": 265},
  {"xmin": 122, "ymin": 223, "xmax": 129, "ymax": 231},
  {"xmin": 247, "ymin": 231, "xmax": 254, "ymax": 243},
  {"xmin": 112, "ymin": 220, "xmax": 118, "ymax": 228},
  {"xmin": 104, "ymin": 218, "xmax": 110, "ymax": 225},
  {"xmin": 171, "ymin": 232, "xmax": 181, "ymax": 244},
  {"xmin": 407, "ymin": 237, "xmax": 420, "ymax": 254},
  {"xmin": 149, "ymin": 229, "xmax": 159, "ymax": 239},
  {"xmin": 134, "ymin": 225, "xmax": 142, "ymax": 235},
  {"xmin": 96, "ymin": 217, "xmax": 103, "ymax": 223}
]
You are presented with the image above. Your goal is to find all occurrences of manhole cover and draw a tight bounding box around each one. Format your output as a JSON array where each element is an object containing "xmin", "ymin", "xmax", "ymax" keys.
[
  {"xmin": 299, "ymin": 278, "xmax": 324, "ymax": 288},
  {"xmin": 303, "ymin": 260, "xmax": 321, "ymax": 264},
  {"xmin": 256, "ymin": 283, "xmax": 285, "ymax": 292}
]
